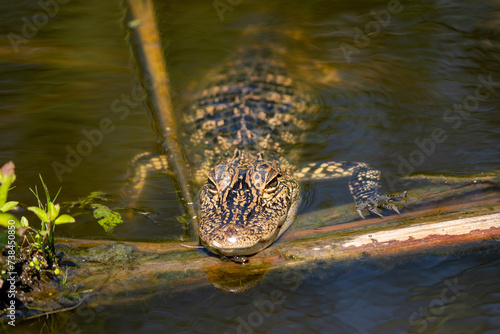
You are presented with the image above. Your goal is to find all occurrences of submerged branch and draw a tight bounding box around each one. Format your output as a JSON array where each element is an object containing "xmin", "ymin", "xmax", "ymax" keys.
[{"xmin": 126, "ymin": 0, "xmax": 196, "ymax": 220}]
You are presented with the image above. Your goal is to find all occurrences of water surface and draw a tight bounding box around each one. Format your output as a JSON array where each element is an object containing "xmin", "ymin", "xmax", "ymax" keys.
[{"xmin": 1, "ymin": 0, "xmax": 500, "ymax": 332}]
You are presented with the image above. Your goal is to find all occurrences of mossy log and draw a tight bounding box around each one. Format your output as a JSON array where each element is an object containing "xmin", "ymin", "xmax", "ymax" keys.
[{"xmin": 3, "ymin": 176, "xmax": 499, "ymax": 322}]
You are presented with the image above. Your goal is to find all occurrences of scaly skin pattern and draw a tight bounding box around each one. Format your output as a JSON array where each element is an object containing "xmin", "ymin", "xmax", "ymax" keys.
[
  {"xmin": 129, "ymin": 48, "xmax": 406, "ymax": 262},
  {"xmin": 198, "ymin": 150, "xmax": 300, "ymax": 259},
  {"xmin": 182, "ymin": 49, "xmax": 312, "ymax": 185}
]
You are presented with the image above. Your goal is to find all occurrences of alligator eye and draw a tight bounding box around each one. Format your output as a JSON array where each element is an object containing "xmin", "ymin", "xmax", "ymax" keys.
[
  {"xmin": 206, "ymin": 179, "xmax": 218, "ymax": 195},
  {"xmin": 265, "ymin": 176, "xmax": 279, "ymax": 192}
]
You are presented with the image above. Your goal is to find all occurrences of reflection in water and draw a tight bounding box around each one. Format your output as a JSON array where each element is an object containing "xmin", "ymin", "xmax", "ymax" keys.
[{"xmin": 204, "ymin": 258, "xmax": 272, "ymax": 294}]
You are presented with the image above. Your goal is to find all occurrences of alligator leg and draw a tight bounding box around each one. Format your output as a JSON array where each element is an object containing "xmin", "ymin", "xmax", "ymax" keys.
[
  {"xmin": 348, "ymin": 163, "xmax": 407, "ymax": 219},
  {"xmin": 123, "ymin": 152, "xmax": 170, "ymax": 202},
  {"xmin": 295, "ymin": 161, "xmax": 406, "ymax": 219}
]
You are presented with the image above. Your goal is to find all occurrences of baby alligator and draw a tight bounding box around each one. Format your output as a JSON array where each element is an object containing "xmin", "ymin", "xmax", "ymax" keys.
[{"xmin": 130, "ymin": 48, "xmax": 406, "ymax": 263}]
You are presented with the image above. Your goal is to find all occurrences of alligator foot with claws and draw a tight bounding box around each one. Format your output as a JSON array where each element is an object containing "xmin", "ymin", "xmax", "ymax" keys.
[{"xmin": 355, "ymin": 191, "xmax": 407, "ymax": 219}]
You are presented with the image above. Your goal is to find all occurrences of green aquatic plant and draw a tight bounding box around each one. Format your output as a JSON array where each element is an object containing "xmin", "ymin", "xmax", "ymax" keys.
[
  {"xmin": 67, "ymin": 191, "xmax": 124, "ymax": 233},
  {"xmin": 25, "ymin": 174, "xmax": 76, "ymax": 266},
  {"xmin": 92, "ymin": 203, "xmax": 123, "ymax": 233},
  {"xmin": 0, "ymin": 161, "xmax": 19, "ymax": 227},
  {"xmin": 0, "ymin": 161, "xmax": 75, "ymax": 273}
]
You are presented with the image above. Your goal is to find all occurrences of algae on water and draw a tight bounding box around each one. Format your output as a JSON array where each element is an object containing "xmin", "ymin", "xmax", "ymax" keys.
[{"xmin": 92, "ymin": 204, "xmax": 123, "ymax": 233}]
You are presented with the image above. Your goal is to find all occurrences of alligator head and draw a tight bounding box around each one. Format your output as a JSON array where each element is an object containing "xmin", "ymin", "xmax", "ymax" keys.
[{"xmin": 198, "ymin": 149, "xmax": 300, "ymax": 261}]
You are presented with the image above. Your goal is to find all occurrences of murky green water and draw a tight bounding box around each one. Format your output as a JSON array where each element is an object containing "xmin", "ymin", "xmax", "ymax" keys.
[{"xmin": 1, "ymin": 0, "xmax": 500, "ymax": 332}]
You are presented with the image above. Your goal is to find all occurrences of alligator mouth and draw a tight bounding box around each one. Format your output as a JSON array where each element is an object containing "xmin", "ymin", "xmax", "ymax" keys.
[
  {"xmin": 201, "ymin": 210, "xmax": 290, "ymax": 257},
  {"xmin": 205, "ymin": 235, "xmax": 277, "ymax": 257}
]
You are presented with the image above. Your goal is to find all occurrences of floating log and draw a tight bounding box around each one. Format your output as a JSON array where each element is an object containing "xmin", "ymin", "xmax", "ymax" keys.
[
  {"xmin": 3, "ymin": 177, "xmax": 499, "ymax": 322},
  {"xmin": 126, "ymin": 0, "xmax": 196, "ymax": 220}
]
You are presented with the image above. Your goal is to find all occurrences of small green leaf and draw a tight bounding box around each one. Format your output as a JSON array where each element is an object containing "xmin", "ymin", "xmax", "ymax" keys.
[
  {"xmin": 54, "ymin": 214, "xmax": 76, "ymax": 225},
  {"xmin": 127, "ymin": 19, "xmax": 142, "ymax": 29},
  {"xmin": 54, "ymin": 267, "xmax": 60, "ymax": 275},
  {"xmin": 20, "ymin": 216, "xmax": 29, "ymax": 227},
  {"xmin": 0, "ymin": 201, "xmax": 18, "ymax": 213},
  {"xmin": 28, "ymin": 206, "xmax": 49, "ymax": 223},
  {"xmin": 92, "ymin": 204, "xmax": 123, "ymax": 233},
  {"xmin": 176, "ymin": 216, "xmax": 188, "ymax": 225},
  {"xmin": 0, "ymin": 213, "xmax": 18, "ymax": 228},
  {"xmin": 48, "ymin": 202, "xmax": 60, "ymax": 221}
]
